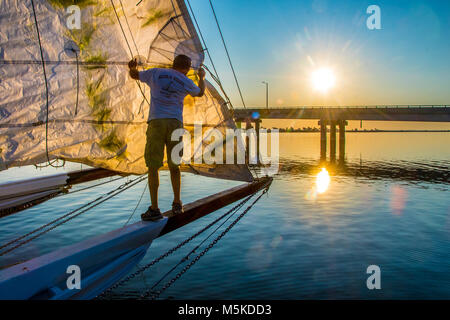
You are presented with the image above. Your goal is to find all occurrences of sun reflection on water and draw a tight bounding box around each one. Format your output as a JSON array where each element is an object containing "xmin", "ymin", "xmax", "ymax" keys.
[
  {"xmin": 316, "ymin": 168, "xmax": 330, "ymax": 194},
  {"xmin": 305, "ymin": 168, "xmax": 330, "ymax": 200}
]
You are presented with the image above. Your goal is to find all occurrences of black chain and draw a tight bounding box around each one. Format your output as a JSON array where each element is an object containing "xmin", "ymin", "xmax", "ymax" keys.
[
  {"xmin": 0, "ymin": 176, "xmax": 146, "ymax": 257},
  {"xmin": 141, "ymin": 187, "xmax": 269, "ymax": 300},
  {"xmin": 97, "ymin": 191, "xmax": 256, "ymax": 298}
]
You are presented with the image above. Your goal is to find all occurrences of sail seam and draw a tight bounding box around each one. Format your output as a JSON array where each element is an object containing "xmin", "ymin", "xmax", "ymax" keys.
[
  {"xmin": 0, "ymin": 59, "xmax": 170, "ymax": 66},
  {"xmin": 0, "ymin": 120, "xmax": 226, "ymax": 127}
]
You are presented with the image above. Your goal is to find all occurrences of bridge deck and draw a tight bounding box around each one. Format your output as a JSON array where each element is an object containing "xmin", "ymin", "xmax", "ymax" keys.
[{"xmin": 233, "ymin": 106, "xmax": 450, "ymax": 122}]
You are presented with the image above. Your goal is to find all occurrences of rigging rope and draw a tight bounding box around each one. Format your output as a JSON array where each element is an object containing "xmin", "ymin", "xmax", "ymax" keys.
[
  {"xmin": 208, "ymin": 0, "xmax": 247, "ymax": 108},
  {"xmin": 0, "ymin": 175, "xmax": 126, "ymax": 219},
  {"xmin": 185, "ymin": 0, "xmax": 233, "ymax": 109},
  {"xmin": 30, "ymin": 0, "xmax": 48, "ymax": 160},
  {"xmin": 117, "ymin": 0, "xmax": 150, "ymax": 112},
  {"xmin": 119, "ymin": 0, "xmax": 140, "ymax": 57},
  {"xmin": 142, "ymin": 187, "xmax": 269, "ymax": 300},
  {"xmin": 123, "ymin": 182, "xmax": 147, "ymax": 227},
  {"xmin": 73, "ymin": 48, "xmax": 80, "ymax": 115},
  {"xmin": 29, "ymin": 0, "xmax": 63, "ymax": 168},
  {"xmin": 66, "ymin": 176, "xmax": 126, "ymax": 195},
  {"xmin": 0, "ymin": 175, "xmax": 146, "ymax": 257},
  {"xmin": 110, "ymin": 0, "xmax": 151, "ymax": 108}
]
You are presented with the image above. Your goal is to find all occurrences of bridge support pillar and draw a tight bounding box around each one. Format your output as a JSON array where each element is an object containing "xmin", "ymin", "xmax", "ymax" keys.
[
  {"xmin": 255, "ymin": 119, "xmax": 261, "ymax": 165},
  {"xmin": 245, "ymin": 119, "xmax": 252, "ymax": 164},
  {"xmin": 319, "ymin": 120, "xmax": 327, "ymax": 160},
  {"xmin": 338, "ymin": 120, "xmax": 348, "ymax": 163},
  {"xmin": 330, "ymin": 121, "xmax": 337, "ymax": 161}
]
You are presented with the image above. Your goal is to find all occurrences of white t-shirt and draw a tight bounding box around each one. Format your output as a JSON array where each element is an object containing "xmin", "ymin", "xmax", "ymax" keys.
[{"xmin": 139, "ymin": 68, "xmax": 201, "ymax": 122}]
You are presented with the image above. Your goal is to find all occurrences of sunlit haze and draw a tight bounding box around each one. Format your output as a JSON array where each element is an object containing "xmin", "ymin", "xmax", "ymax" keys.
[
  {"xmin": 190, "ymin": 0, "xmax": 450, "ymax": 112},
  {"xmin": 189, "ymin": 0, "xmax": 450, "ymax": 130},
  {"xmin": 311, "ymin": 68, "xmax": 336, "ymax": 93}
]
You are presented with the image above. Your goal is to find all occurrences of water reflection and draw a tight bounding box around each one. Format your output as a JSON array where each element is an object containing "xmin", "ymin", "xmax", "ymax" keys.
[
  {"xmin": 1, "ymin": 133, "xmax": 449, "ymax": 299},
  {"xmin": 304, "ymin": 167, "xmax": 330, "ymax": 201},
  {"xmin": 316, "ymin": 168, "xmax": 330, "ymax": 193},
  {"xmin": 277, "ymin": 158, "xmax": 450, "ymax": 185},
  {"xmin": 390, "ymin": 185, "xmax": 408, "ymax": 216}
]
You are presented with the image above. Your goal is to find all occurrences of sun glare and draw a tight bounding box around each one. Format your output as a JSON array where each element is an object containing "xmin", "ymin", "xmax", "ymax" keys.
[
  {"xmin": 305, "ymin": 167, "xmax": 330, "ymax": 200},
  {"xmin": 316, "ymin": 168, "xmax": 330, "ymax": 194},
  {"xmin": 311, "ymin": 68, "xmax": 336, "ymax": 93}
]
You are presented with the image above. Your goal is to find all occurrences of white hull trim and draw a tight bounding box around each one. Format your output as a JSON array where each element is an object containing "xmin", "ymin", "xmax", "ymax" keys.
[{"xmin": 0, "ymin": 218, "xmax": 167, "ymax": 299}]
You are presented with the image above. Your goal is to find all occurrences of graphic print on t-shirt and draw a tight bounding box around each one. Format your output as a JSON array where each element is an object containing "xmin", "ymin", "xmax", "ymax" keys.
[
  {"xmin": 139, "ymin": 68, "xmax": 201, "ymax": 122},
  {"xmin": 160, "ymin": 75, "xmax": 186, "ymax": 99}
]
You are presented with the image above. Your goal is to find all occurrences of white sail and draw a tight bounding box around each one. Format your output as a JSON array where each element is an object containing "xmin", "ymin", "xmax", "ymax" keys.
[{"xmin": 0, "ymin": 0, "xmax": 253, "ymax": 182}]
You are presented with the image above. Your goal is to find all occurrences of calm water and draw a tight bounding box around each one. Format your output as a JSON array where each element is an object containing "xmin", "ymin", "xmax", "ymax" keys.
[{"xmin": 1, "ymin": 132, "xmax": 449, "ymax": 299}]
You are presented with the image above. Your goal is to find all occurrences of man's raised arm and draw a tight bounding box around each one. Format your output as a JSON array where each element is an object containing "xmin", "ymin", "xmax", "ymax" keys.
[
  {"xmin": 193, "ymin": 67, "xmax": 206, "ymax": 97},
  {"xmin": 128, "ymin": 59, "xmax": 139, "ymax": 80}
]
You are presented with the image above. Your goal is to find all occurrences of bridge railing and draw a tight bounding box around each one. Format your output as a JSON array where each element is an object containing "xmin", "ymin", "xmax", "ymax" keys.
[{"xmin": 234, "ymin": 105, "xmax": 450, "ymax": 110}]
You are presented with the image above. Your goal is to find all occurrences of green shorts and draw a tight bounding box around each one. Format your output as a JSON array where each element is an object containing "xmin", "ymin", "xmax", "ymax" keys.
[{"xmin": 145, "ymin": 118, "xmax": 184, "ymax": 169}]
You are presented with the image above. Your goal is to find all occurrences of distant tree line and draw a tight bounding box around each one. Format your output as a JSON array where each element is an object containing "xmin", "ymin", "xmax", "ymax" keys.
[
  {"xmin": 265, "ymin": 126, "xmax": 320, "ymax": 133},
  {"xmin": 262, "ymin": 127, "xmax": 449, "ymax": 133}
]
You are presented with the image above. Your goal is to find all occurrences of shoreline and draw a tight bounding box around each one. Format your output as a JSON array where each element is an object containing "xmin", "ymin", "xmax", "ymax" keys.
[{"xmin": 266, "ymin": 130, "xmax": 450, "ymax": 133}]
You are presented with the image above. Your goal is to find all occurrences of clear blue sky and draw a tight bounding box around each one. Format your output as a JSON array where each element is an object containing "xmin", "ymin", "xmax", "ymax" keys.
[{"xmin": 189, "ymin": 0, "xmax": 450, "ymax": 108}]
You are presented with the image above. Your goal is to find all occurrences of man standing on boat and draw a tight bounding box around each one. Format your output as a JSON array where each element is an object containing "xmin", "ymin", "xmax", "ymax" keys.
[{"xmin": 128, "ymin": 55, "xmax": 206, "ymax": 221}]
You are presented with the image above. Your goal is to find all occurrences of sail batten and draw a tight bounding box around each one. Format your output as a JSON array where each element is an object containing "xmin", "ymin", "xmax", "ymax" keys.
[{"xmin": 0, "ymin": 0, "xmax": 253, "ymax": 182}]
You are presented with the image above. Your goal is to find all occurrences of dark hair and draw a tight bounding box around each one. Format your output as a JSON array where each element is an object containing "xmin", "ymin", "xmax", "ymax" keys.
[{"xmin": 173, "ymin": 54, "xmax": 191, "ymax": 70}]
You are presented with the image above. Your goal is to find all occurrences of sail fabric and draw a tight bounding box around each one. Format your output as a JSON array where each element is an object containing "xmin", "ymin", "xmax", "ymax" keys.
[{"xmin": 0, "ymin": 0, "xmax": 253, "ymax": 182}]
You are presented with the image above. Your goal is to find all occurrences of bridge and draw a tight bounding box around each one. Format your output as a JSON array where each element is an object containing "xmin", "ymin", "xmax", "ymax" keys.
[
  {"xmin": 233, "ymin": 105, "xmax": 450, "ymax": 122},
  {"xmin": 233, "ymin": 105, "xmax": 450, "ymax": 162}
]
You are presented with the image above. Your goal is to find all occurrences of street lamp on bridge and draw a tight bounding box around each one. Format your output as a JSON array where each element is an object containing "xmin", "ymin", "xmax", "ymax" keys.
[{"xmin": 262, "ymin": 81, "xmax": 268, "ymax": 109}]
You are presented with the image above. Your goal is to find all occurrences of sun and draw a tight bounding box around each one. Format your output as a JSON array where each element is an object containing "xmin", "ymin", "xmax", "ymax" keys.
[{"xmin": 311, "ymin": 68, "xmax": 336, "ymax": 93}]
